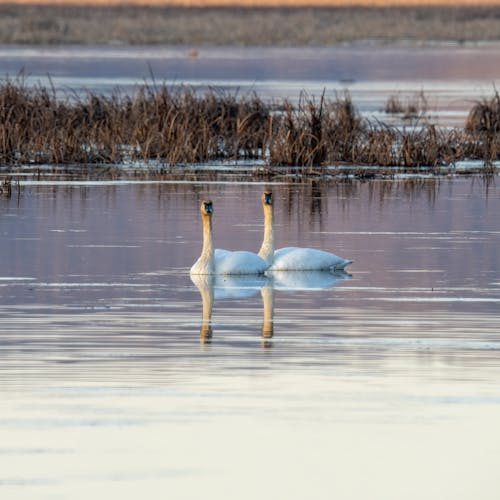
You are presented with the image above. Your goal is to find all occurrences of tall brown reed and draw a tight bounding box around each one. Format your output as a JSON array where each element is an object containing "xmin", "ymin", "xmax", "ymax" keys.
[
  {"xmin": 465, "ymin": 92, "xmax": 500, "ymax": 164},
  {"xmin": 269, "ymin": 92, "xmax": 362, "ymax": 170},
  {"xmin": 384, "ymin": 91, "xmax": 428, "ymax": 120},
  {"xmin": 0, "ymin": 79, "xmax": 497, "ymax": 172},
  {"xmin": 0, "ymin": 80, "xmax": 271, "ymax": 166}
]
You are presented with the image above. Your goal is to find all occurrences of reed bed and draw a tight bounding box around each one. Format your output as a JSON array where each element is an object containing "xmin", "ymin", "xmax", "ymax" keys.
[
  {"xmin": 0, "ymin": 81, "xmax": 269, "ymax": 165},
  {"xmin": 0, "ymin": 79, "xmax": 498, "ymax": 173},
  {"xmin": 465, "ymin": 92, "xmax": 500, "ymax": 165}
]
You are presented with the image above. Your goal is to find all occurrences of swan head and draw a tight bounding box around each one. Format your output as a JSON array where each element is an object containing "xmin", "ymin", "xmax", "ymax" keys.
[
  {"xmin": 200, "ymin": 200, "xmax": 213, "ymax": 217},
  {"xmin": 262, "ymin": 191, "xmax": 272, "ymax": 206}
]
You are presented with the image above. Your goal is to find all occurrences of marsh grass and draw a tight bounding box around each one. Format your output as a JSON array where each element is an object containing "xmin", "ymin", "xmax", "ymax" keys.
[
  {"xmin": 0, "ymin": 79, "xmax": 497, "ymax": 172},
  {"xmin": 465, "ymin": 92, "xmax": 500, "ymax": 165},
  {"xmin": 0, "ymin": 80, "xmax": 270, "ymax": 165},
  {"xmin": 0, "ymin": 177, "xmax": 12, "ymax": 197},
  {"xmin": 385, "ymin": 91, "xmax": 428, "ymax": 120}
]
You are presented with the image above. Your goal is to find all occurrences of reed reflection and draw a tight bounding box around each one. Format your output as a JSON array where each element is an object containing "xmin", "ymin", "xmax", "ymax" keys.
[{"xmin": 191, "ymin": 271, "xmax": 350, "ymax": 346}]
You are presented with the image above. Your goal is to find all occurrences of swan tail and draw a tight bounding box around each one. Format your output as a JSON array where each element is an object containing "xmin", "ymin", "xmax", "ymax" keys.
[{"xmin": 332, "ymin": 259, "xmax": 353, "ymax": 271}]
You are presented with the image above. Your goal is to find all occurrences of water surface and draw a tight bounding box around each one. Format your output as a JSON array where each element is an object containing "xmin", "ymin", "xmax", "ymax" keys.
[
  {"xmin": 3, "ymin": 44, "xmax": 500, "ymax": 125},
  {"xmin": 0, "ymin": 178, "xmax": 499, "ymax": 499}
]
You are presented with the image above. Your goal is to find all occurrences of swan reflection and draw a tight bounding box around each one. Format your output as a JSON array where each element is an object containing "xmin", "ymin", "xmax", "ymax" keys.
[
  {"xmin": 260, "ymin": 282, "xmax": 274, "ymax": 341},
  {"xmin": 190, "ymin": 274, "xmax": 268, "ymax": 344},
  {"xmin": 191, "ymin": 270, "xmax": 351, "ymax": 345},
  {"xmin": 268, "ymin": 270, "xmax": 351, "ymax": 291}
]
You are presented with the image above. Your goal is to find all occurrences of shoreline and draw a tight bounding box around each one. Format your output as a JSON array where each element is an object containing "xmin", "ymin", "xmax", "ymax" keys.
[
  {"xmin": 3, "ymin": 4, "xmax": 500, "ymax": 46},
  {"xmin": 3, "ymin": 1, "xmax": 500, "ymax": 5},
  {"xmin": 5, "ymin": 38, "xmax": 500, "ymax": 49},
  {"xmin": 2, "ymin": 161, "xmax": 497, "ymax": 182}
]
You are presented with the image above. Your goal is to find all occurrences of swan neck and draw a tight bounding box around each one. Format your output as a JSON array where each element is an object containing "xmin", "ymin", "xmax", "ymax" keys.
[
  {"xmin": 201, "ymin": 213, "xmax": 214, "ymax": 260},
  {"xmin": 258, "ymin": 203, "xmax": 274, "ymax": 264}
]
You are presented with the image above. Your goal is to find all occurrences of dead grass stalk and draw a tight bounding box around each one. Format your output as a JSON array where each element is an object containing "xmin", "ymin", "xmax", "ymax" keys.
[{"xmin": 0, "ymin": 79, "xmax": 497, "ymax": 172}]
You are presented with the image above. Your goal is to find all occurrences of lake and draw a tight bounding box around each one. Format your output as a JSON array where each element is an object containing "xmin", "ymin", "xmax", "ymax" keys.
[
  {"xmin": 0, "ymin": 177, "xmax": 499, "ymax": 499},
  {"xmin": 4, "ymin": 43, "xmax": 500, "ymax": 126}
]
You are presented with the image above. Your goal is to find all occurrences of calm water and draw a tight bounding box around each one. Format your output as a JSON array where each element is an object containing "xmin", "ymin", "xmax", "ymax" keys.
[
  {"xmin": 0, "ymin": 178, "xmax": 499, "ymax": 499},
  {"xmin": 3, "ymin": 44, "xmax": 500, "ymax": 125}
]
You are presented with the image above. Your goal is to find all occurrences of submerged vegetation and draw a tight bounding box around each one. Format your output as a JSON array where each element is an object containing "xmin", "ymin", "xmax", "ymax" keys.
[{"xmin": 0, "ymin": 79, "xmax": 499, "ymax": 176}]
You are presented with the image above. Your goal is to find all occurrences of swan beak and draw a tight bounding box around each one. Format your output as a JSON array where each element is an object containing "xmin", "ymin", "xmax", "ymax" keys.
[{"xmin": 264, "ymin": 192, "xmax": 272, "ymax": 205}]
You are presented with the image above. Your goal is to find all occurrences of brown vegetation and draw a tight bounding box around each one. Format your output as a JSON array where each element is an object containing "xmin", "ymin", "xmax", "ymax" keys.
[
  {"xmin": 0, "ymin": 79, "xmax": 498, "ymax": 173},
  {"xmin": 465, "ymin": 92, "xmax": 500, "ymax": 164},
  {"xmin": 0, "ymin": 177, "xmax": 12, "ymax": 196},
  {"xmin": 385, "ymin": 91, "xmax": 428, "ymax": 120},
  {"xmin": 2, "ymin": 4, "xmax": 500, "ymax": 45},
  {"xmin": 0, "ymin": 80, "xmax": 270, "ymax": 164}
]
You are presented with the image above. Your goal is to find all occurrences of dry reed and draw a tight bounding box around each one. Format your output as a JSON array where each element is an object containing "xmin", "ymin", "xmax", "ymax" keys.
[
  {"xmin": 0, "ymin": 78, "xmax": 498, "ymax": 172},
  {"xmin": 384, "ymin": 91, "xmax": 428, "ymax": 120},
  {"xmin": 465, "ymin": 92, "xmax": 500, "ymax": 164},
  {"xmin": 0, "ymin": 80, "xmax": 270, "ymax": 165}
]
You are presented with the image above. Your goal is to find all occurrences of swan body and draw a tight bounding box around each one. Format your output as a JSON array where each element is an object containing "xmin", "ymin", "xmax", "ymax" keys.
[
  {"xmin": 271, "ymin": 247, "xmax": 351, "ymax": 272},
  {"xmin": 213, "ymin": 248, "xmax": 268, "ymax": 275},
  {"xmin": 258, "ymin": 191, "xmax": 352, "ymax": 272},
  {"xmin": 190, "ymin": 200, "xmax": 269, "ymax": 275}
]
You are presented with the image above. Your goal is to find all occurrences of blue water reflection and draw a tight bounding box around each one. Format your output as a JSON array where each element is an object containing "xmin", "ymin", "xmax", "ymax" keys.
[
  {"xmin": 191, "ymin": 270, "xmax": 351, "ymax": 343},
  {"xmin": 1, "ymin": 178, "xmax": 499, "ymax": 500}
]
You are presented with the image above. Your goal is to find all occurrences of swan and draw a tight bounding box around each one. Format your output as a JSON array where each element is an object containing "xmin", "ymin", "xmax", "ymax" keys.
[
  {"xmin": 190, "ymin": 199, "xmax": 269, "ymax": 275},
  {"xmin": 258, "ymin": 191, "xmax": 352, "ymax": 271}
]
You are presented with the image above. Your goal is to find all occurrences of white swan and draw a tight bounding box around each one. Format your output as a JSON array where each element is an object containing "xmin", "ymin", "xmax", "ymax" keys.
[
  {"xmin": 190, "ymin": 199, "xmax": 269, "ymax": 275},
  {"xmin": 258, "ymin": 191, "xmax": 352, "ymax": 271}
]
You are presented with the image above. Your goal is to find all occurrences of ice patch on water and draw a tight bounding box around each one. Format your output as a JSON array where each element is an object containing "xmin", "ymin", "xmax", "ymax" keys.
[
  {"xmin": 0, "ymin": 276, "xmax": 36, "ymax": 281},
  {"xmin": 66, "ymin": 244, "xmax": 141, "ymax": 249}
]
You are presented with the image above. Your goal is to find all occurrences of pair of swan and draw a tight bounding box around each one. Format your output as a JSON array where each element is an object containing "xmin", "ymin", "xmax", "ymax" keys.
[
  {"xmin": 190, "ymin": 200, "xmax": 270, "ymax": 275},
  {"xmin": 190, "ymin": 191, "xmax": 352, "ymax": 275}
]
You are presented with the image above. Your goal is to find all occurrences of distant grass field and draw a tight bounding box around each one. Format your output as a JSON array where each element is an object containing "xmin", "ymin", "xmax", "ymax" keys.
[
  {"xmin": 4, "ymin": 0, "xmax": 500, "ymax": 5},
  {"xmin": 2, "ymin": 4, "xmax": 500, "ymax": 45}
]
